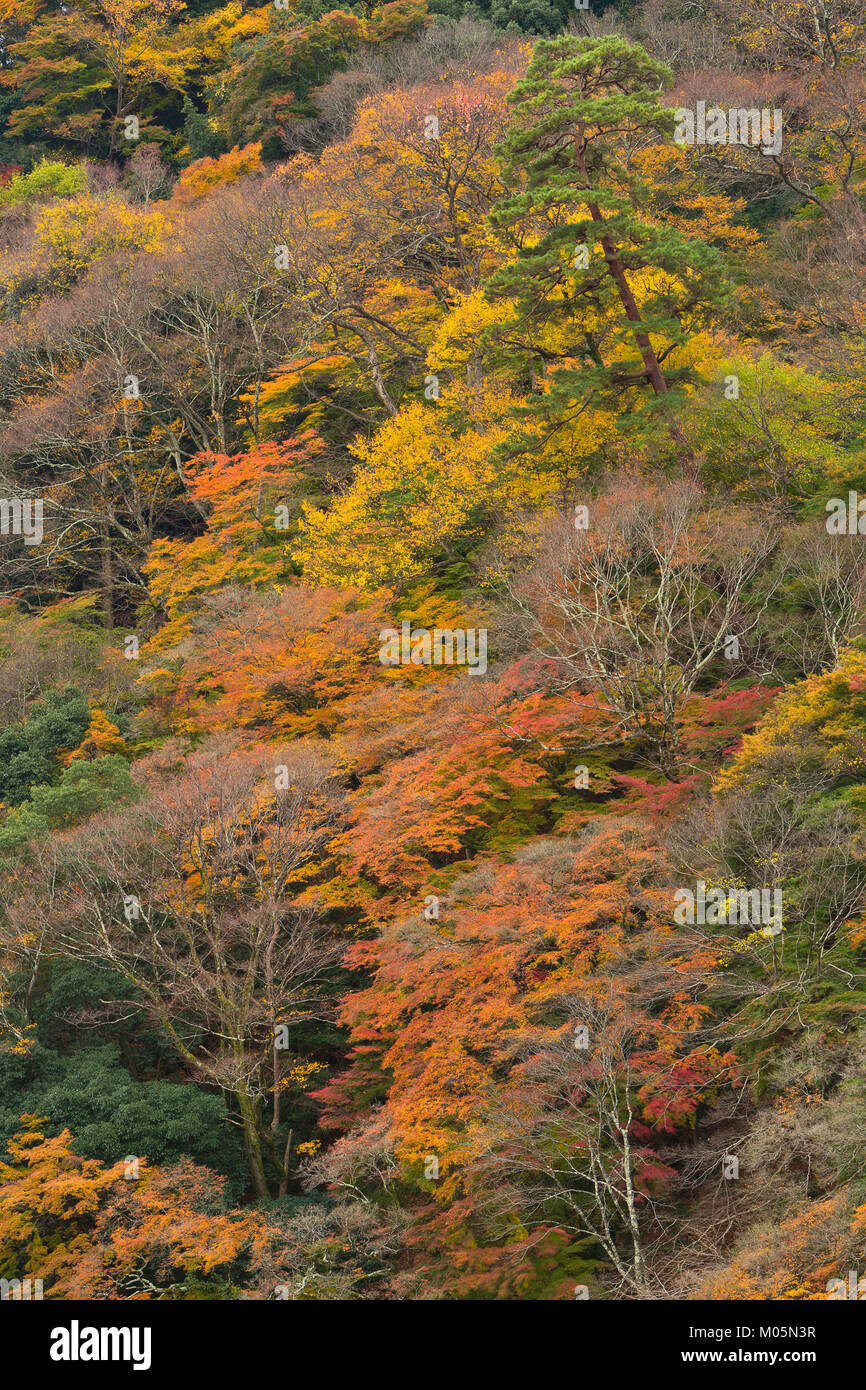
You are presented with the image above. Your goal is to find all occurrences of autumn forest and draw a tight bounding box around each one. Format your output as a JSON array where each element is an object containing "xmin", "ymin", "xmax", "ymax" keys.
[{"xmin": 0, "ymin": 0, "xmax": 865, "ymax": 1315}]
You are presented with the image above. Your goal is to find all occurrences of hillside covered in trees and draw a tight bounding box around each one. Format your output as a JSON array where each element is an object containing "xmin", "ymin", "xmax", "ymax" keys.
[{"xmin": 0, "ymin": 0, "xmax": 865, "ymax": 1305}]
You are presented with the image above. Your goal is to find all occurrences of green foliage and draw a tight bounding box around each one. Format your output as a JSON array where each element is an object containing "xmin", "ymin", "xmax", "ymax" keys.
[
  {"xmin": 0, "ymin": 158, "xmax": 87, "ymax": 207},
  {"xmin": 181, "ymin": 95, "xmax": 228, "ymax": 161},
  {"xmin": 0, "ymin": 688, "xmax": 90, "ymax": 806},
  {"xmin": 0, "ymin": 1043, "xmax": 247, "ymax": 1195},
  {"xmin": 687, "ymin": 351, "xmax": 866, "ymax": 510},
  {"xmin": 688, "ymin": 649, "xmax": 866, "ymax": 1052},
  {"xmin": 30, "ymin": 959, "xmax": 179, "ymax": 1068},
  {"xmin": 201, "ymin": 2, "xmax": 430, "ymax": 156},
  {"xmin": 486, "ymin": 35, "xmax": 730, "ymax": 451},
  {"xmin": 429, "ymin": 0, "xmax": 571, "ymax": 32},
  {"xmin": 0, "ymin": 754, "xmax": 138, "ymax": 852},
  {"xmin": 201, "ymin": 10, "xmax": 365, "ymax": 156}
]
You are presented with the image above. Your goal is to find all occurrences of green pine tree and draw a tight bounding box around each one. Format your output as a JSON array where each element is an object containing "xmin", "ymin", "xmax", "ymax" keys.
[{"xmin": 485, "ymin": 35, "xmax": 731, "ymax": 473}]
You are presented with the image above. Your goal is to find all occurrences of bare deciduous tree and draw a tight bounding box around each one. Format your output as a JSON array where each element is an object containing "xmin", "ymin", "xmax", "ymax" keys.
[
  {"xmin": 509, "ymin": 478, "xmax": 779, "ymax": 778},
  {"xmin": 0, "ymin": 738, "xmax": 344, "ymax": 1197},
  {"xmin": 473, "ymin": 996, "xmax": 674, "ymax": 1297}
]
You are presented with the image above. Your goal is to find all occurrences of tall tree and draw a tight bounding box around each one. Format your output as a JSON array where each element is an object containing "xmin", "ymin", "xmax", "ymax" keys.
[
  {"xmin": 1, "ymin": 741, "xmax": 344, "ymax": 1198},
  {"xmin": 486, "ymin": 35, "xmax": 731, "ymax": 474}
]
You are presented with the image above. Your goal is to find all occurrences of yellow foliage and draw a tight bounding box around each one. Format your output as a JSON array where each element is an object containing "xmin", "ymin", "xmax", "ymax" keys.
[
  {"xmin": 0, "ymin": 193, "xmax": 164, "ymax": 309},
  {"xmin": 630, "ymin": 144, "xmax": 762, "ymax": 257},
  {"xmin": 696, "ymin": 1191, "xmax": 862, "ymax": 1300},
  {"xmin": 293, "ymin": 382, "xmax": 550, "ymax": 591},
  {"xmin": 426, "ymin": 289, "xmax": 507, "ymax": 372},
  {"xmin": 64, "ymin": 708, "xmax": 128, "ymax": 764},
  {"xmin": 715, "ymin": 646, "xmax": 866, "ymax": 793}
]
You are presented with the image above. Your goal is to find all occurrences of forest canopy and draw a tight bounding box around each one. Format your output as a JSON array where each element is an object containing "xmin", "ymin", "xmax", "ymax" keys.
[{"xmin": 0, "ymin": 0, "xmax": 865, "ymax": 1310}]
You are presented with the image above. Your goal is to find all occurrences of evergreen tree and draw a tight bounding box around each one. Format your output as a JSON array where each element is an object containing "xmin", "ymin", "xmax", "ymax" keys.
[{"xmin": 486, "ymin": 35, "xmax": 731, "ymax": 472}]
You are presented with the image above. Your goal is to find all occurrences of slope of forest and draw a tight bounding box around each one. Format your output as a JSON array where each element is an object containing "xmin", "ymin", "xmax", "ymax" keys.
[{"xmin": 0, "ymin": 0, "xmax": 865, "ymax": 1302}]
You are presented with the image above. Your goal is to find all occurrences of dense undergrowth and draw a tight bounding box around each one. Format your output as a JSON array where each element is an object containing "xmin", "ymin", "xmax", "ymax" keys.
[{"xmin": 0, "ymin": 0, "xmax": 865, "ymax": 1301}]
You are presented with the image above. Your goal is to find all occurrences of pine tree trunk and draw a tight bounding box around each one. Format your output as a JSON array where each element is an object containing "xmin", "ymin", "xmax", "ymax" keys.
[{"xmin": 573, "ymin": 130, "xmax": 698, "ymax": 480}]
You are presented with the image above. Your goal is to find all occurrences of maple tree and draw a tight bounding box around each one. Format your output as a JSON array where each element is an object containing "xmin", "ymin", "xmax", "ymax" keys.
[
  {"xmin": 0, "ymin": 741, "xmax": 344, "ymax": 1197},
  {"xmin": 0, "ymin": 1118, "xmax": 269, "ymax": 1297},
  {"xmin": 0, "ymin": 0, "xmax": 257, "ymax": 156},
  {"xmin": 0, "ymin": 0, "xmax": 865, "ymax": 1315}
]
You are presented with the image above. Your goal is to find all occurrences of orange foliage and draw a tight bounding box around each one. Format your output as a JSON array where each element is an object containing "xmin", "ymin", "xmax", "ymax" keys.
[
  {"xmin": 0, "ymin": 1119, "xmax": 269, "ymax": 1298},
  {"xmin": 175, "ymin": 143, "xmax": 263, "ymax": 203}
]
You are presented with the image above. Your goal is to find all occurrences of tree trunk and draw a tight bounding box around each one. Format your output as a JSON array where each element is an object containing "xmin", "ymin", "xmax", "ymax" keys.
[
  {"xmin": 101, "ymin": 520, "xmax": 114, "ymax": 630},
  {"xmin": 237, "ymin": 1091, "xmax": 269, "ymax": 1198},
  {"xmin": 573, "ymin": 130, "xmax": 698, "ymax": 480}
]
